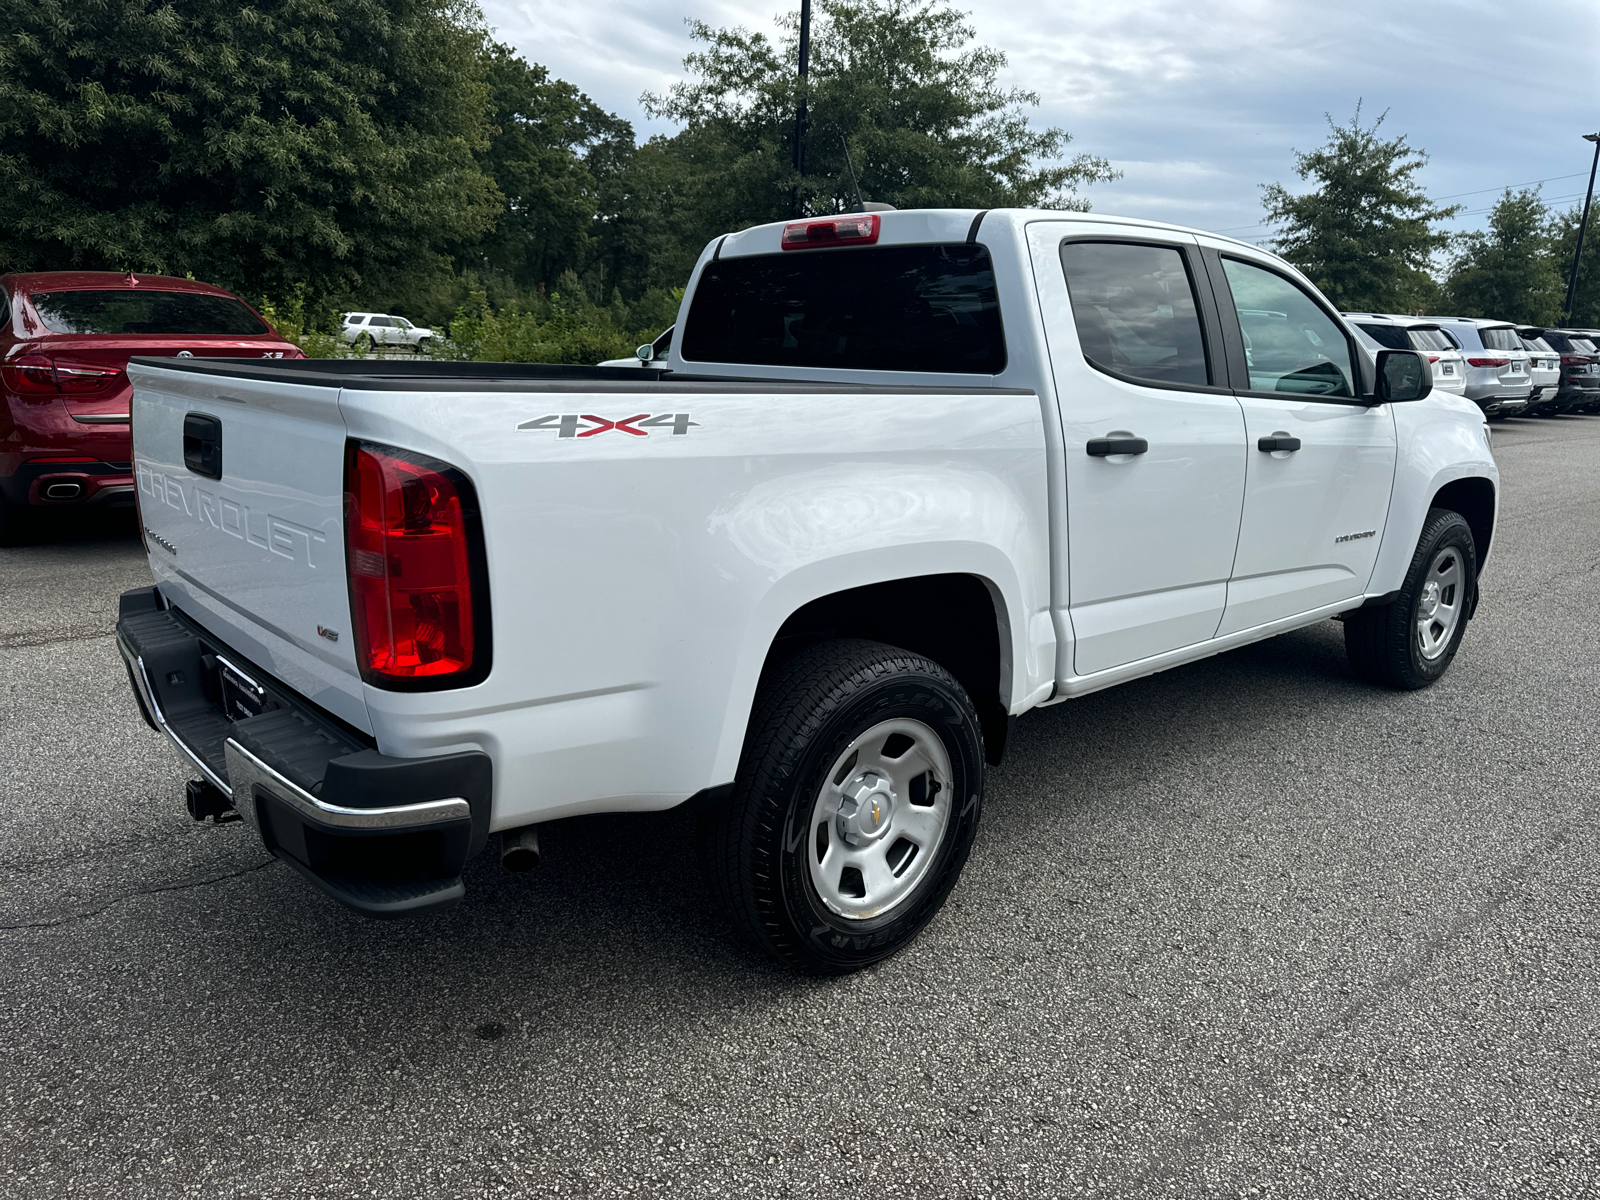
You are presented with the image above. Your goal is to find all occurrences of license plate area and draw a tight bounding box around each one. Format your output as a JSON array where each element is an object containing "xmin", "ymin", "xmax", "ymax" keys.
[{"xmin": 217, "ymin": 656, "xmax": 272, "ymax": 723}]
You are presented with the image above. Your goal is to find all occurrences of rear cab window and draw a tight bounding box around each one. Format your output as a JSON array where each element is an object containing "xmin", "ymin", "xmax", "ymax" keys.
[
  {"xmin": 28, "ymin": 290, "xmax": 268, "ymax": 336},
  {"xmin": 681, "ymin": 244, "xmax": 1005, "ymax": 373}
]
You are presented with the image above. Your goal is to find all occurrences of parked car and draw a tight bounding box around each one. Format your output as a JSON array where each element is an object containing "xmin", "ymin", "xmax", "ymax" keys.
[
  {"xmin": 1536, "ymin": 329, "xmax": 1600, "ymax": 412},
  {"xmin": 0, "ymin": 271, "xmax": 302, "ymax": 544},
  {"xmin": 116, "ymin": 208, "xmax": 1497, "ymax": 972},
  {"xmin": 597, "ymin": 325, "xmax": 674, "ymax": 369},
  {"xmin": 1514, "ymin": 329, "xmax": 1563, "ymax": 414},
  {"xmin": 340, "ymin": 312, "xmax": 433, "ymax": 352},
  {"xmin": 1342, "ymin": 314, "xmax": 1467, "ymax": 396},
  {"xmin": 1414, "ymin": 317, "xmax": 1533, "ymax": 418}
]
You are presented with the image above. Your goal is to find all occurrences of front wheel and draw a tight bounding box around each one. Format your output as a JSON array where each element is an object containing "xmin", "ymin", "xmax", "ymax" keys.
[
  {"xmin": 704, "ymin": 639, "xmax": 985, "ymax": 973},
  {"xmin": 1344, "ymin": 507, "xmax": 1477, "ymax": 690}
]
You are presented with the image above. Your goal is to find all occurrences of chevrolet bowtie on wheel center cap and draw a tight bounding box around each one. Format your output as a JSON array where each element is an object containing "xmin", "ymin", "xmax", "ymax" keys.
[{"xmin": 811, "ymin": 718, "xmax": 953, "ymax": 920}]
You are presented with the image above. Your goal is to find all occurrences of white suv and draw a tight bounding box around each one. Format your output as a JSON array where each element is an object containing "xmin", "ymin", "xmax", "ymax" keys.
[
  {"xmin": 340, "ymin": 312, "xmax": 434, "ymax": 352},
  {"xmin": 1414, "ymin": 316, "xmax": 1533, "ymax": 418},
  {"xmin": 1343, "ymin": 314, "xmax": 1467, "ymax": 396}
]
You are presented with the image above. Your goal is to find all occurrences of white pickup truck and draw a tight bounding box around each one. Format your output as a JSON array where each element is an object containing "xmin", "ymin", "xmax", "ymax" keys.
[{"xmin": 117, "ymin": 208, "xmax": 1498, "ymax": 972}]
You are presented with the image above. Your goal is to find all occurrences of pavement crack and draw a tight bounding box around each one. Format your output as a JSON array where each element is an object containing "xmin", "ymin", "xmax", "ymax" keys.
[{"xmin": 0, "ymin": 858, "xmax": 276, "ymax": 931}]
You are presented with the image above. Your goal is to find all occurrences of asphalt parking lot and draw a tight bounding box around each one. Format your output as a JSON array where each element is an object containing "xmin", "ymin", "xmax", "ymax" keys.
[{"xmin": 2, "ymin": 414, "xmax": 1598, "ymax": 1199}]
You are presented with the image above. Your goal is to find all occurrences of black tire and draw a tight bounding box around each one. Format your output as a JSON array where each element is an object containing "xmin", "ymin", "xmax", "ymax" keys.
[
  {"xmin": 704, "ymin": 639, "xmax": 986, "ymax": 974},
  {"xmin": 1345, "ymin": 507, "xmax": 1477, "ymax": 690}
]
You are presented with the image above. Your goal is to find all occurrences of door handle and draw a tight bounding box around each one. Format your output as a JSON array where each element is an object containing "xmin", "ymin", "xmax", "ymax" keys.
[
  {"xmin": 1086, "ymin": 436, "xmax": 1149, "ymax": 457},
  {"xmin": 1257, "ymin": 435, "xmax": 1302, "ymax": 453}
]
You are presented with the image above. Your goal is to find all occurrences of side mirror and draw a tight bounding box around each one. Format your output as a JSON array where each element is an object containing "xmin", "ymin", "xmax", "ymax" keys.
[
  {"xmin": 635, "ymin": 343, "xmax": 654, "ymax": 364},
  {"xmin": 1374, "ymin": 348, "xmax": 1432, "ymax": 403}
]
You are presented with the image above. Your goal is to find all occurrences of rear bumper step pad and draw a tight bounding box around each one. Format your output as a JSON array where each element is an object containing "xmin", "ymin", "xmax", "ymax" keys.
[{"xmin": 116, "ymin": 586, "xmax": 491, "ymax": 917}]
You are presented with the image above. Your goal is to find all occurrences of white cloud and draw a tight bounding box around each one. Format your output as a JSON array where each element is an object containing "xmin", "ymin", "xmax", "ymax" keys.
[{"xmin": 481, "ymin": 0, "xmax": 1600, "ymax": 238}]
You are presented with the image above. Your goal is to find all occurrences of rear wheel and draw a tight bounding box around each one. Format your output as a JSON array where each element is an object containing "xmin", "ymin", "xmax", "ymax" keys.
[
  {"xmin": 704, "ymin": 639, "xmax": 985, "ymax": 973},
  {"xmin": 355, "ymin": 332, "xmax": 373, "ymax": 355},
  {"xmin": 1345, "ymin": 507, "xmax": 1476, "ymax": 690}
]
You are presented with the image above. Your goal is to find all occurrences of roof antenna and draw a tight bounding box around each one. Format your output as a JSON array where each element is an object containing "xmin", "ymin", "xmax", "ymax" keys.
[{"xmin": 841, "ymin": 138, "xmax": 865, "ymax": 214}]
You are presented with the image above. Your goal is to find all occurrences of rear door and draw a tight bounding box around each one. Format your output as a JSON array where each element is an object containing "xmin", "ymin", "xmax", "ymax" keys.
[
  {"xmin": 1199, "ymin": 246, "xmax": 1396, "ymax": 635},
  {"xmin": 1031, "ymin": 224, "xmax": 1247, "ymax": 676},
  {"xmin": 130, "ymin": 362, "xmax": 370, "ymax": 732}
]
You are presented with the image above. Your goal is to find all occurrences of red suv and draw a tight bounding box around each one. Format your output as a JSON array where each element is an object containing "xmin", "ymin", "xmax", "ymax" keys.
[{"xmin": 0, "ymin": 271, "xmax": 303, "ymax": 542}]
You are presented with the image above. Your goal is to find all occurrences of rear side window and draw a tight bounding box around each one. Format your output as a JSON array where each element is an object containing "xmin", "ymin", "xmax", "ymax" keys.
[
  {"xmin": 1060, "ymin": 242, "xmax": 1210, "ymax": 387},
  {"xmin": 1358, "ymin": 323, "xmax": 1410, "ymax": 350},
  {"xmin": 682, "ymin": 244, "xmax": 1005, "ymax": 373},
  {"xmin": 1406, "ymin": 328, "xmax": 1454, "ymax": 353},
  {"xmin": 29, "ymin": 290, "xmax": 268, "ymax": 335},
  {"xmin": 1480, "ymin": 326, "xmax": 1522, "ymax": 352}
]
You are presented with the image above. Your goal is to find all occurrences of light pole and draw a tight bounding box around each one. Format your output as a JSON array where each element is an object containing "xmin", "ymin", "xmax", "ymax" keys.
[
  {"xmin": 1561, "ymin": 132, "xmax": 1600, "ymax": 326},
  {"xmin": 791, "ymin": 0, "xmax": 812, "ymax": 216}
]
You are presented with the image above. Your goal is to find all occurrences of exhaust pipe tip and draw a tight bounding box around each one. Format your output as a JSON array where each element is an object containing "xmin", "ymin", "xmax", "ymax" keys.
[
  {"xmin": 44, "ymin": 481, "xmax": 83, "ymax": 501},
  {"xmin": 501, "ymin": 825, "xmax": 542, "ymax": 872}
]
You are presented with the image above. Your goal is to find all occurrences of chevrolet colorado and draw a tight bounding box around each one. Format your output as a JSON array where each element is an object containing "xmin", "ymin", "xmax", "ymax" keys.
[{"xmin": 116, "ymin": 208, "xmax": 1498, "ymax": 972}]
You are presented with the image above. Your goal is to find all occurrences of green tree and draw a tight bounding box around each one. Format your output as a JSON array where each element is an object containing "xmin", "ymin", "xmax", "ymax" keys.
[
  {"xmin": 0, "ymin": 0, "xmax": 499, "ymax": 308},
  {"xmin": 1549, "ymin": 204, "xmax": 1600, "ymax": 327},
  {"xmin": 633, "ymin": 0, "xmax": 1116, "ymax": 253},
  {"xmin": 455, "ymin": 44, "xmax": 634, "ymax": 294},
  {"xmin": 1261, "ymin": 105, "xmax": 1458, "ymax": 311},
  {"xmin": 1442, "ymin": 189, "xmax": 1563, "ymax": 325}
]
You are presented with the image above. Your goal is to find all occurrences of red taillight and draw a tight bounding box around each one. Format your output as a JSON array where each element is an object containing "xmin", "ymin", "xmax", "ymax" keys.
[
  {"xmin": 1562, "ymin": 355, "xmax": 1586, "ymax": 365},
  {"xmin": 2, "ymin": 354, "xmax": 63, "ymax": 393},
  {"xmin": 781, "ymin": 213, "xmax": 881, "ymax": 250},
  {"xmin": 0, "ymin": 354, "xmax": 122, "ymax": 394},
  {"xmin": 1426, "ymin": 355, "xmax": 1440, "ymax": 364},
  {"xmin": 1466, "ymin": 357, "xmax": 1510, "ymax": 368},
  {"xmin": 343, "ymin": 442, "xmax": 489, "ymax": 688}
]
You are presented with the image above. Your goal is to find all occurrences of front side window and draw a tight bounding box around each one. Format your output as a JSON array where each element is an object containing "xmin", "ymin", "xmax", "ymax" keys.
[
  {"xmin": 28, "ymin": 290, "xmax": 268, "ymax": 336},
  {"xmin": 1059, "ymin": 241, "xmax": 1210, "ymax": 387},
  {"xmin": 1220, "ymin": 258, "xmax": 1355, "ymax": 398},
  {"xmin": 681, "ymin": 244, "xmax": 1005, "ymax": 374}
]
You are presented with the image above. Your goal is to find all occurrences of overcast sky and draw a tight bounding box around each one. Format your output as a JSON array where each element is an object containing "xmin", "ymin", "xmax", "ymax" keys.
[{"xmin": 482, "ymin": 0, "xmax": 1600, "ymax": 244}]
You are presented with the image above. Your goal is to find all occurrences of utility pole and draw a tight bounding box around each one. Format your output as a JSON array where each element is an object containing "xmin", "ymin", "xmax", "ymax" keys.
[
  {"xmin": 792, "ymin": 0, "xmax": 811, "ymax": 217},
  {"xmin": 1561, "ymin": 132, "xmax": 1600, "ymax": 326}
]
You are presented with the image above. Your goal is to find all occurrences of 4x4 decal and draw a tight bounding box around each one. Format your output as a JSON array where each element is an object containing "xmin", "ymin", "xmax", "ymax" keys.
[{"xmin": 518, "ymin": 413, "xmax": 698, "ymax": 438}]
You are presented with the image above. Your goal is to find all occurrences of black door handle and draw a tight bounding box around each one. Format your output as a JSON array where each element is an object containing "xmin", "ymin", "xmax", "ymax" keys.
[
  {"xmin": 1257, "ymin": 435, "xmax": 1302, "ymax": 452},
  {"xmin": 1086, "ymin": 436, "xmax": 1148, "ymax": 457}
]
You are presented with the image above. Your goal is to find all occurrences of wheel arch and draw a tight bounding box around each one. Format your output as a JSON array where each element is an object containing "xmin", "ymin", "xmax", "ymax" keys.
[{"xmin": 1430, "ymin": 476, "xmax": 1496, "ymax": 573}]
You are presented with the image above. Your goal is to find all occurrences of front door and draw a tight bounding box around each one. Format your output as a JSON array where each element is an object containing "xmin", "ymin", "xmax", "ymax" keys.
[
  {"xmin": 1202, "ymin": 250, "xmax": 1397, "ymax": 636},
  {"xmin": 1033, "ymin": 226, "xmax": 1247, "ymax": 677}
]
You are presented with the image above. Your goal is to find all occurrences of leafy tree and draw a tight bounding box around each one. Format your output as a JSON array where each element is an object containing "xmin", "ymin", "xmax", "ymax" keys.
[
  {"xmin": 635, "ymin": 0, "xmax": 1116, "ymax": 250},
  {"xmin": 454, "ymin": 44, "xmax": 634, "ymax": 294},
  {"xmin": 1442, "ymin": 189, "xmax": 1563, "ymax": 325},
  {"xmin": 0, "ymin": 0, "xmax": 499, "ymax": 309},
  {"xmin": 1549, "ymin": 204, "xmax": 1600, "ymax": 328},
  {"xmin": 1262, "ymin": 105, "xmax": 1458, "ymax": 311}
]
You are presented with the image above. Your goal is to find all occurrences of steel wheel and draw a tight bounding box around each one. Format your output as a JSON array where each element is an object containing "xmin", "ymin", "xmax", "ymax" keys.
[
  {"xmin": 1415, "ymin": 545, "xmax": 1464, "ymax": 661},
  {"xmin": 804, "ymin": 717, "xmax": 953, "ymax": 921}
]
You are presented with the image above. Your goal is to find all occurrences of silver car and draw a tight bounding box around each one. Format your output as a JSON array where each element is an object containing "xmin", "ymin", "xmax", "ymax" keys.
[
  {"xmin": 1343, "ymin": 313, "xmax": 1467, "ymax": 396},
  {"xmin": 1515, "ymin": 329, "xmax": 1563, "ymax": 414},
  {"xmin": 1414, "ymin": 316, "xmax": 1532, "ymax": 417}
]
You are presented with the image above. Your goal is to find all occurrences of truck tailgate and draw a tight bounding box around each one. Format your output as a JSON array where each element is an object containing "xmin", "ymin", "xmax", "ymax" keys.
[{"xmin": 129, "ymin": 361, "xmax": 371, "ymax": 734}]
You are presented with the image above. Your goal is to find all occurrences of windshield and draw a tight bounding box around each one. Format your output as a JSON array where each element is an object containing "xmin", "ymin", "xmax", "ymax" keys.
[
  {"xmin": 1357, "ymin": 323, "xmax": 1409, "ymax": 350},
  {"xmin": 1479, "ymin": 326, "xmax": 1523, "ymax": 352},
  {"xmin": 682, "ymin": 244, "xmax": 1006, "ymax": 373},
  {"xmin": 29, "ymin": 290, "xmax": 269, "ymax": 336},
  {"xmin": 1406, "ymin": 328, "xmax": 1454, "ymax": 352}
]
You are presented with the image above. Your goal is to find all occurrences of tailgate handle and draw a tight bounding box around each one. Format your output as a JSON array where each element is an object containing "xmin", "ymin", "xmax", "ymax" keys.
[{"xmin": 183, "ymin": 413, "xmax": 223, "ymax": 480}]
